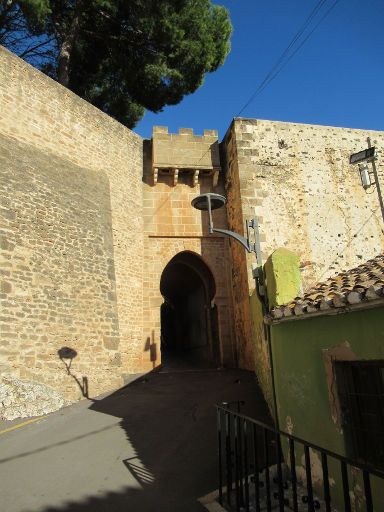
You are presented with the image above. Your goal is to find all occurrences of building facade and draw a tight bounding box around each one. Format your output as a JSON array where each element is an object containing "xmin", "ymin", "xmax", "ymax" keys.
[{"xmin": 262, "ymin": 250, "xmax": 384, "ymax": 510}]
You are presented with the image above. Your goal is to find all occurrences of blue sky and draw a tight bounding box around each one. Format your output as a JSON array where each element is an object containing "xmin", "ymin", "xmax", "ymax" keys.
[{"xmin": 135, "ymin": 0, "xmax": 384, "ymax": 140}]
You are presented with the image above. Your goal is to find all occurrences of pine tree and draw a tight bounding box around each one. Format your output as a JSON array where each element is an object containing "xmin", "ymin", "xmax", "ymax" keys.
[{"xmin": 0, "ymin": 0, "xmax": 232, "ymax": 127}]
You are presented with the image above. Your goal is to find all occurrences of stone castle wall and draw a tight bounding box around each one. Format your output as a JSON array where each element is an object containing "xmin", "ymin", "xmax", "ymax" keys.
[
  {"xmin": 222, "ymin": 118, "xmax": 384, "ymax": 410},
  {"xmin": 220, "ymin": 127, "xmax": 255, "ymax": 371},
  {"xmin": 2, "ymin": 44, "xmax": 384, "ymax": 416},
  {"xmin": 152, "ymin": 126, "xmax": 221, "ymax": 170},
  {"xmin": 141, "ymin": 130, "xmax": 235, "ymax": 370},
  {"xmin": 0, "ymin": 46, "xmax": 144, "ymax": 404},
  {"xmin": 226, "ymin": 118, "xmax": 384, "ymax": 291}
]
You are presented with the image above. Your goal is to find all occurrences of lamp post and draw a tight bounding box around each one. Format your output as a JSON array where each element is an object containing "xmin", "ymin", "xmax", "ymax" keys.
[
  {"xmin": 192, "ymin": 193, "xmax": 280, "ymax": 428},
  {"xmin": 192, "ymin": 191, "xmax": 266, "ymax": 303},
  {"xmin": 191, "ymin": 193, "xmax": 263, "ymax": 273}
]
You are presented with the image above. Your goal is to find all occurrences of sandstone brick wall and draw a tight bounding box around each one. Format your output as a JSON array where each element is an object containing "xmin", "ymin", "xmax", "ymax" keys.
[
  {"xmin": 0, "ymin": 47, "xmax": 144, "ymax": 403},
  {"xmin": 4, "ymin": 42, "xmax": 381, "ymax": 412},
  {"xmin": 152, "ymin": 126, "xmax": 220, "ymax": 170},
  {"xmin": 220, "ymin": 127, "xmax": 255, "ymax": 371},
  {"xmin": 142, "ymin": 135, "xmax": 235, "ymax": 369}
]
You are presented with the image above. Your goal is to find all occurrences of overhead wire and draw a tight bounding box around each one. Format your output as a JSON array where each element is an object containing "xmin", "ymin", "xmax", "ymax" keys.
[
  {"xmin": 256, "ymin": 0, "xmax": 342, "ymax": 97},
  {"xmin": 195, "ymin": 0, "xmax": 341, "ymax": 165},
  {"xmin": 236, "ymin": 0, "xmax": 341, "ymax": 117},
  {"xmin": 250, "ymin": 0, "xmax": 329, "ymax": 103}
]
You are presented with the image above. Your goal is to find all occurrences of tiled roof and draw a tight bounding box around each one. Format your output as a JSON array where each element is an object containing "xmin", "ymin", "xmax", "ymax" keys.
[{"xmin": 269, "ymin": 254, "xmax": 384, "ymax": 321}]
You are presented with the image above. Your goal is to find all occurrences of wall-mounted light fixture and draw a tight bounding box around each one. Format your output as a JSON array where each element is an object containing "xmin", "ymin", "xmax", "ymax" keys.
[
  {"xmin": 358, "ymin": 163, "xmax": 372, "ymax": 189},
  {"xmin": 192, "ymin": 192, "xmax": 266, "ymax": 300},
  {"xmin": 191, "ymin": 192, "xmax": 262, "ymax": 260},
  {"xmin": 350, "ymin": 139, "xmax": 384, "ymax": 224}
]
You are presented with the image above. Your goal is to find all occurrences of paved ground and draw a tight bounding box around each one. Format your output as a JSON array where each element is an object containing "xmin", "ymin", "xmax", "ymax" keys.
[{"xmin": 0, "ymin": 363, "xmax": 271, "ymax": 512}]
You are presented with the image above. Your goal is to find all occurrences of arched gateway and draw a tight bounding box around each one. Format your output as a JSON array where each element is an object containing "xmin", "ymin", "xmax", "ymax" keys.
[{"xmin": 160, "ymin": 252, "xmax": 220, "ymax": 367}]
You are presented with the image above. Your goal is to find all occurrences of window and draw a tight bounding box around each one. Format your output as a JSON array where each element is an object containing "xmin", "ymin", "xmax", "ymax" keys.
[{"xmin": 335, "ymin": 360, "xmax": 384, "ymax": 469}]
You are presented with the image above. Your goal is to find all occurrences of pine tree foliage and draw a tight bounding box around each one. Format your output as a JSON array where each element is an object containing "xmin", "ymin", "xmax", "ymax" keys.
[{"xmin": 0, "ymin": 0, "xmax": 232, "ymax": 127}]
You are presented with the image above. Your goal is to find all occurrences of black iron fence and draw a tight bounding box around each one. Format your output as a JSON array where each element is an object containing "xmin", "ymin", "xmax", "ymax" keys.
[{"xmin": 216, "ymin": 402, "xmax": 384, "ymax": 512}]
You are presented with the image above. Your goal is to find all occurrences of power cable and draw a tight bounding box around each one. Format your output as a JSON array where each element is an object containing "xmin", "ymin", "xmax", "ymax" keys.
[
  {"xmin": 195, "ymin": 0, "xmax": 341, "ymax": 166},
  {"xmin": 253, "ymin": 0, "xmax": 329, "ymax": 101},
  {"xmin": 236, "ymin": 0, "xmax": 341, "ymax": 117},
  {"xmin": 257, "ymin": 0, "xmax": 341, "ymax": 97}
]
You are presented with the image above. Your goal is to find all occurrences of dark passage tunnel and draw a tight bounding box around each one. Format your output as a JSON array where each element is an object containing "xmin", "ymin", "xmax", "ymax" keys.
[{"xmin": 160, "ymin": 252, "xmax": 219, "ymax": 367}]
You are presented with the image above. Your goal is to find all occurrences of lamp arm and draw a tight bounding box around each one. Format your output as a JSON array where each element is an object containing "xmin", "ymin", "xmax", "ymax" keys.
[{"xmin": 212, "ymin": 228, "xmax": 252, "ymax": 252}]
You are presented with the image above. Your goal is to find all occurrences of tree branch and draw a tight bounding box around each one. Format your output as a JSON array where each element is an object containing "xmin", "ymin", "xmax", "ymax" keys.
[{"xmin": 19, "ymin": 37, "xmax": 54, "ymax": 58}]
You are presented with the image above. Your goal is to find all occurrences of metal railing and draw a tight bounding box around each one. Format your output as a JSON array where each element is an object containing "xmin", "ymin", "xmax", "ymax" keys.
[{"xmin": 216, "ymin": 402, "xmax": 384, "ymax": 512}]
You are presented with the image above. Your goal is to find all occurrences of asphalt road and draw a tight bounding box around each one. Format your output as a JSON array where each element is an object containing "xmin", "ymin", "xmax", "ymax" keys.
[{"xmin": 0, "ymin": 365, "xmax": 271, "ymax": 512}]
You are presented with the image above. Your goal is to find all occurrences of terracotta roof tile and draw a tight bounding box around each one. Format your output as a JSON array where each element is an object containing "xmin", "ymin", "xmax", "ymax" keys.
[{"xmin": 268, "ymin": 253, "xmax": 384, "ymax": 321}]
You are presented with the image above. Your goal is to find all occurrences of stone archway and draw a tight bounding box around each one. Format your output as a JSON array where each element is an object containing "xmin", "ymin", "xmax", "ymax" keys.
[{"xmin": 160, "ymin": 251, "xmax": 220, "ymax": 367}]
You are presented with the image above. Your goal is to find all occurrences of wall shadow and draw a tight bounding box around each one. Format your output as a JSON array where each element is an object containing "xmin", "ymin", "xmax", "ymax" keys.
[
  {"xmin": 58, "ymin": 347, "xmax": 89, "ymax": 399},
  {"xmin": 143, "ymin": 331, "xmax": 157, "ymax": 370},
  {"xmin": 36, "ymin": 367, "xmax": 272, "ymax": 511}
]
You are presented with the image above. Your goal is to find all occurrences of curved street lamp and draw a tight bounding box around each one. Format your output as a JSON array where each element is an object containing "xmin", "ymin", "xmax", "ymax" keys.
[
  {"xmin": 192, "ymin": 193, "xmax": 279, "ymax": 428},
  {"xmin": 191, "ymin": 193, "xmax": 262, "ymax": 260}
]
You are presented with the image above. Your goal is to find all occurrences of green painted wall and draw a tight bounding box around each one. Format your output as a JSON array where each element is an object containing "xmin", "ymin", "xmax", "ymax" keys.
[
  {"xmin": 249, "ymin": 248, "xmax": 302, "ymax": 419},
  {"xmin": 270, "ymin": 306, "xmax": 384, "ymax": 510},
  {"xmin": 271, "ymin": 307, "xmax": 384, "ymax": 447},
  {"xmin": 265, "ymin": 248, "xmax": 301, "ymax": 308}
]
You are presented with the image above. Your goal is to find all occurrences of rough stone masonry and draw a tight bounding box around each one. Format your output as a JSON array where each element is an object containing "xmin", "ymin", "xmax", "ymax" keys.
[
  {"xmin": 1, "ymin": 45, "xmax": 384, "ymax": 418},
  {"xmin": 0, "ymin": 46, "xmax": 144, "ymax": 413}
]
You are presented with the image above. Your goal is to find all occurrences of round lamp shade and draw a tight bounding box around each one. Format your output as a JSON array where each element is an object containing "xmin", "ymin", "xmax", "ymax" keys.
[{"xmin": 191, "ymin": 193, "xmax": 226, "ymax": 211}]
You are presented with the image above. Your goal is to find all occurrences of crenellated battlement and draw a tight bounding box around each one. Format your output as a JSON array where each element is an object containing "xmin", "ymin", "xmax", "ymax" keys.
[
  {"xmin": 152, "ymin": 126, "xmax": 218, "ymax": 137},
  {"xmin": 152, "ymin": 126, "xmax": 221, "ymax": 186}
]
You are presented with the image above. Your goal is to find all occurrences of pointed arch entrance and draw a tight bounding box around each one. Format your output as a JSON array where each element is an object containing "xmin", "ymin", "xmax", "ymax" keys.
[{"xmin": 160, "ymin": 251, "xmax": 220, "ymax": 367}]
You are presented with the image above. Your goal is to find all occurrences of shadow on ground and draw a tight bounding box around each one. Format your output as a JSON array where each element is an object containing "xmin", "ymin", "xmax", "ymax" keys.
[{"xmin": 13, "ymin": 365, "xmax": 272, "ymax": 512}]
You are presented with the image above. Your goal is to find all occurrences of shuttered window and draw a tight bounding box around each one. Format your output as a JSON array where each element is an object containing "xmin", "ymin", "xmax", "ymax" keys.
[{"xmin": 335, "ymin": 360, "xmax": 384, "ymax": 469}]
